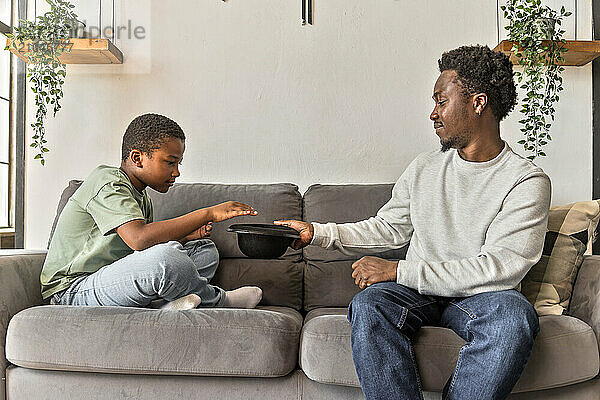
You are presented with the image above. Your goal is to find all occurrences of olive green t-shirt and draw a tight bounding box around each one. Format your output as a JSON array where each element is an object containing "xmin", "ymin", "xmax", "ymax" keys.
[{"xmin": 40, "ymin": 165, "xmax": 153, "ymax": 299}]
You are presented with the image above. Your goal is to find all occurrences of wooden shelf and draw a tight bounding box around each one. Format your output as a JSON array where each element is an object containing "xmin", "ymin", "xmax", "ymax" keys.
[
  {"xmin": 494, "ymin": 40, "xmax": 600, "ymax": 67},
  {"xmin": 5, "ymin": 38, "xmax": 123, "ymax": 64},
  {"xmin": 0, "ymin": 228, "xmax": 15, "ymax": 249}
]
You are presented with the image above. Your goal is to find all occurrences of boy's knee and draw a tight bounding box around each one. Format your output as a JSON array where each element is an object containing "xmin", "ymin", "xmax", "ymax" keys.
[
  {"xmin": 202, "ymin": 240, "xmax": 219, "ymax": 266},
  {"xmin": 186, "ymin": 239, "xmax": 220, "ymax": 275},
  {"xmin": 145, "ymin": 242, "xmax": 194, "ymax": 278},
  {"xmin": 147, "ymin": 241, "xmax": 183, "ymax": 262}
]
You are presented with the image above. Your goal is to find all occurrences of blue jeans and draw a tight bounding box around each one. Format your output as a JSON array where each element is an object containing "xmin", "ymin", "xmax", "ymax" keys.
[
  {"xmin": 347, "ymin": 282, "xmax": 539, "ymax": 400},
  {"xmin": 51, "ymin": 239, "xmax": 226, "ymax": 307}
]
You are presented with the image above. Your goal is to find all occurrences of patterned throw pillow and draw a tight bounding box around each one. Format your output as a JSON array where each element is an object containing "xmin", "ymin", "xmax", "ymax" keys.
[{"xmin": 520, "ymin": 200, "xmax": 600, "ymax": 316}]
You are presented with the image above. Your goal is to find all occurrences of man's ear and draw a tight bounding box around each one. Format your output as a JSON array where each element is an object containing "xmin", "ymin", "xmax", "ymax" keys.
[
  {"xmin": 129, "ymin": 150, "xmax": 143, "ymax": 168},
  {"xmin": 472, "ymin": 93, "xmax": 488, "ymax": 115}
]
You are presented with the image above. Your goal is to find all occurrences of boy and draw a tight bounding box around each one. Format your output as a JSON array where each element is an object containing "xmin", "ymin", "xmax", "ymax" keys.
[{"xmin": 41, "ymin": 113, "xmax": 263, "ymax": 310}]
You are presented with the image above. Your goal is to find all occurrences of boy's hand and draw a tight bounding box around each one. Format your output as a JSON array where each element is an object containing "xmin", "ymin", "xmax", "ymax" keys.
[
  {"xmin": 186, "ymin": 222, "xmax": 213, "ymax": 240},
  {"xmin": 179, "ymin": 222, "xmax": 213, "ymax": 245},
  {"xmin": 273, "ymin": 220, "xmax": 314, "ymax": 249},
  {"xmin": 209, "ymin": 201, "xmax": 258, "ymax": 223}
]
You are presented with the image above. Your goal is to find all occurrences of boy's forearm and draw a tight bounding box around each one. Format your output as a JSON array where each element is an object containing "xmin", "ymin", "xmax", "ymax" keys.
[{"xmin": 137, "ymin": 208, "xmax": 212, "ymax": 250}]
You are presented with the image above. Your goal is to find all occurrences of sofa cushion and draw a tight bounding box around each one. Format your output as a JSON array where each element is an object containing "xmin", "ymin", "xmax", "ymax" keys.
[
  {"xmin": 6, "ymin": 305, "xmax": 302, "ymax": 377},
  {"xmin": 299, "ymin": 308, "xmax": 600, "ymax": 393},
  {"xmin": 48, "ymin": 180, "xmax": 83, "ymax": 249},
  {"xmin": 521, "ymin": 200, "xmax": 600, "ymax": 316},
  {"xmin": 303, "ymin": 184, "xmax": 408, "ymax": 311},
  {"xmin": 6, "ymin": 367, "xmax": 308, "ymax": 400},
  {"xmin": 213, "ymin": 258, "xmax": 303, "ymax": 310},
  {"xmin": 303, "ymin": 184, "xmax": 407, "ymax": 263},
  {"xmin": 149, "ymin": 183, "xmax": 303, "ymax": 259},
  {"xmin": 304, "ymin": 261, "xmax": 360, "ymax": 312}
]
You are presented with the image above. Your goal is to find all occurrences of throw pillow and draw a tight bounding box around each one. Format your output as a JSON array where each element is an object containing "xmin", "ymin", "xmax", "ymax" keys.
[{"xmin": 521, "ymin": 200, "xmax": 600, "ymax": 316}]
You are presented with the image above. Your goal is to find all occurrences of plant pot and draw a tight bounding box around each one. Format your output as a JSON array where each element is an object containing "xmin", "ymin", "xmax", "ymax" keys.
[
  {"xmin": 70, "ymin": 19, "xmax": 88, "ymax": 38},
  {"xmin": 534, "ymin": 17, "xmax": 557, "ymax": 40}
]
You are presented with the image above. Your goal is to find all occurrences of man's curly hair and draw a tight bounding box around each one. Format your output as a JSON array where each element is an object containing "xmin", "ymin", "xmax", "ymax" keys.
[
  {"xmin": 121, "ymin": 113, "xmax": 185, "ymax": 161},
  {"xmin": 438, "ymin": 45, "xmax": 517, "ymax": 121}
]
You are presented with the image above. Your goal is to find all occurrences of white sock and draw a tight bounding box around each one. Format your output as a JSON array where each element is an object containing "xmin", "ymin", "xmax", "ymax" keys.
[
  {"xmin": 160, "ymin": 293, "xmax": 201, "ymax": 310},
  {"xmin": 222, "ymin": 287, "xmax": 263, "ymax": 309}
]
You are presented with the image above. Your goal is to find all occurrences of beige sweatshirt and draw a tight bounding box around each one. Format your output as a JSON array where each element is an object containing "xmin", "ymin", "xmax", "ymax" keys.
[{"xmin": 310, "ymin": 142, "xmax": 551, "ymax": 297}]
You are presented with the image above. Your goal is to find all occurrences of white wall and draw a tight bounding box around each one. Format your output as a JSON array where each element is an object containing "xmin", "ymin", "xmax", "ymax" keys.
[{"xmin": 23, "ymin": 0, "xmax": 593, "ymax": 249}]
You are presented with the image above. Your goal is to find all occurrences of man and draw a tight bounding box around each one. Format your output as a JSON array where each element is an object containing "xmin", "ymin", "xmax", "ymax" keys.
[{"xmin": 276, "ymin": 45, "xmax": 551, "ymax": 399}]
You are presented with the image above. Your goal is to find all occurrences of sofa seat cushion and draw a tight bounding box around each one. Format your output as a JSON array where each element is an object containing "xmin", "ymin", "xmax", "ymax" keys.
[
  {"xmin": 299, "ymin": 308, "xmax": 599, "ymax": 393},
  {"xmin": 6, "ymin": 305, "xmax": 302, "ymax": 377}
]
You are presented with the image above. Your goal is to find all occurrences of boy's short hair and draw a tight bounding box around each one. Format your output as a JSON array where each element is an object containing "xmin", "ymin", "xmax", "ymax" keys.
[
  {"xmin": 121, "ymin": 113, "xmax": 186, "ymax": 161},
  {"xmin": 438, "ymin": 45, "xmax": 517, "ymax": 121}
]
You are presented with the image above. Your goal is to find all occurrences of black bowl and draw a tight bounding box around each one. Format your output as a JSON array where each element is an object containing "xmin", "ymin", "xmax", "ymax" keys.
[{"xmin": 227, "ymin": 224, "xmax": 301, "ymax": 259}]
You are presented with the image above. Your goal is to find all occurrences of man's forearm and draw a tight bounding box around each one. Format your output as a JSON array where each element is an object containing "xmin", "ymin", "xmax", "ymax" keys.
[{"xmin": 312, "ymin": 217, "xmax": 412, "ymax": 255}]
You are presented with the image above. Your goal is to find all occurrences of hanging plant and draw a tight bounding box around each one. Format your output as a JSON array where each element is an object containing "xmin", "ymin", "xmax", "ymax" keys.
[
  {"xmin": 5, "ymin": 0, "xmax": 79, "ymax": 165},
  {"xmin": 501, "ymin": 0, "xmax": 571, "ymax": 160}
]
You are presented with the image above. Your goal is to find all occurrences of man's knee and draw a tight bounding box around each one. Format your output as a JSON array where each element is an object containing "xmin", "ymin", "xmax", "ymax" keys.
[
  {"xmin": 348, "ymin": 284, "xmax": 418, "ymax": 333},
  {"xmin": 476, "ymin": 291, "xmax": 539, "ymax": 344},
  {"xmin": 348, "ymin": 288, "xmax": 387, "ymax": 340},
  {"xmin": 349, "ymin": 286, "xmax": 385, "ymax": 318},
  {"xmin": 503, "ymin": 292, "xmax": 539, "ymax": 339}
]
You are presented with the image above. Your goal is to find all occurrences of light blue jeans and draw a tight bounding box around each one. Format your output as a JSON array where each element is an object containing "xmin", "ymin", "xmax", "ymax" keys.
[
  {"xmin": 51, "ymin": 239, "xmax": 226, "ymax": 308},
  {"xmin": 348, "ymin": 282, "xmax": 539, "ymax": 400}
]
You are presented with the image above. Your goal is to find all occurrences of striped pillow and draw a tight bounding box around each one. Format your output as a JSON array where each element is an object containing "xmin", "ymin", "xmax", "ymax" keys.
[{"xmin": 520, "ymin": 200, "xmax": 600, "ymax": 316}]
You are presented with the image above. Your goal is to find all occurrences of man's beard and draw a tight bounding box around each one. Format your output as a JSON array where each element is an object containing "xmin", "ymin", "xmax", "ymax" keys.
[
  {"xmin": 440, "ymin": 140, "xmax": 454, "ymax": 152},
  {"xmin": 440, "ymin": 131, "xmax": 471, "ymax": 153}
]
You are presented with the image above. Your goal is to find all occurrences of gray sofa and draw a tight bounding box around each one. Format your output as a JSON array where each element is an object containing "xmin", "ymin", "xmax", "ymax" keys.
[{"xmin": 1, "ymin": 182, "xmax": 599, "ymax": 400}]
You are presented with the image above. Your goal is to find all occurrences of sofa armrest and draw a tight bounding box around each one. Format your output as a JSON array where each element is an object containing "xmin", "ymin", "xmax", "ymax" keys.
[
  {"xmin": 569, "ymin": 254, "xmax": 600, "ymax": 351},
  {"xmin": 0, "ymin": 250, "xmax": 47, "ymax": 400}
]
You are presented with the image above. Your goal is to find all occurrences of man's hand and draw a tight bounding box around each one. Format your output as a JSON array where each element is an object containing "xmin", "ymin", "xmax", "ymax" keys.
[
  {"xmin": 352, "ymin": 256, "xmax": 397, "ymax": 289},
  {"xmin": 209, "ymin": 201, "xmax": 257, "ymax": 223},
  {"xmin": 273, "ymin": 220, "xmax": 314, "ymax": 249}
]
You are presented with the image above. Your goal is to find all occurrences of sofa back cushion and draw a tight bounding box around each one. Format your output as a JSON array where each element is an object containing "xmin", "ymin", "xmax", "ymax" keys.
[
  {"xmin": 48, "ymin": 180, "xmax": 83, "ymax": 249},
  {"xmin": 149, "ymin": 183, "xmax": 304, "ymax": 309},
  {"xmin": 149, "ymin": 183, "xmax": 303, "ymax": 259},
  {"xmin": 302, "ymin": 184, "xmax": 408, "ymax": 311}
]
